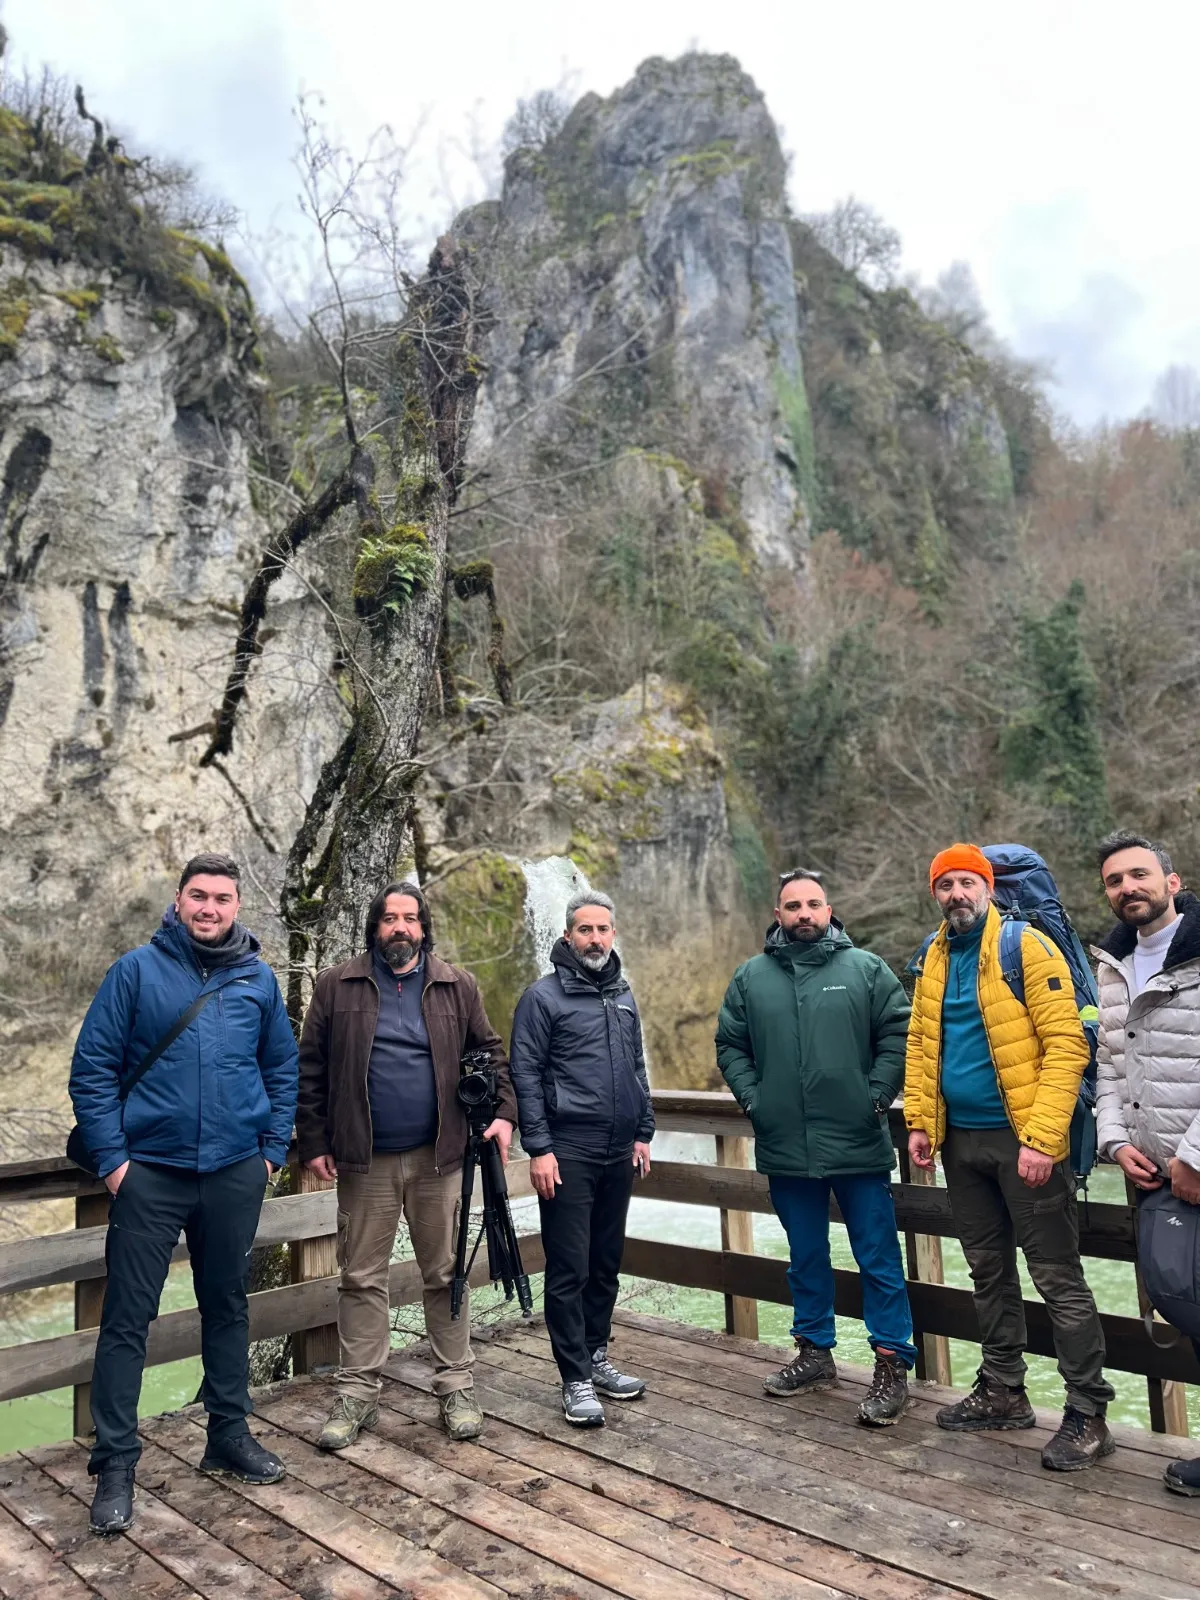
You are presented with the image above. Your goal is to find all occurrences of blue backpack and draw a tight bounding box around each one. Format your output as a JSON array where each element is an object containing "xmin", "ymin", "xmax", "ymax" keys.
[{"xmin": 911, "ymin": 843, "xmax": 1100, "ymax": 1180}]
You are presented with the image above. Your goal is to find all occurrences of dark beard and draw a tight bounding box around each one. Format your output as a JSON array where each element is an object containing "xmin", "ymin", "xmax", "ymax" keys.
[
  {"xmin": 785, "ymin": 924, "xmax": 825, "ymax": 943},
  {"xmin": 1118, "ymin": 890, "xmax": 1172, "ymax": 927},
  {"xmin": 381, "ymin": 934, "xmax": 420, "ymax": 970}
]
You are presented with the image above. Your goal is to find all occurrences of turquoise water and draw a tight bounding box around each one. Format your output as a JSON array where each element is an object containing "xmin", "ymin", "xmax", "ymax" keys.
[{"xmin": 2, "ymin": 1155, "xmax": 1194, "ymax": 1450}]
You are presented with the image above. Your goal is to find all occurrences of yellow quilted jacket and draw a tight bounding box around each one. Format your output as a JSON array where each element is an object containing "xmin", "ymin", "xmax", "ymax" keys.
[{"xmin": 903, "ymin": 905, "xmax": 1089, "ymax": 1160}]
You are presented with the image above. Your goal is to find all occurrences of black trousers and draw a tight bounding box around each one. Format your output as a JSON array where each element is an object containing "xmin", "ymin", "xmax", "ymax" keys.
[
  {"xmin": 538, "ymin": 1155, "xmax": 635, "ymax": 1384},
  {"xmin": 89, "ymin": 1154, "xmax": 267, "ymax": 1472}
]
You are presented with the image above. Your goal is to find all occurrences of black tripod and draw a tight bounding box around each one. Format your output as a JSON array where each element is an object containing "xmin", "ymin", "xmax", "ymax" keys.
[{"xmin": 450, "ymin": 1056, "xmax": 533, "ymax": 1321}]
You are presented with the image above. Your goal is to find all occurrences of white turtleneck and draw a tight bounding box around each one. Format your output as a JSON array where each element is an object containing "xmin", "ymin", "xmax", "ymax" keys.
[{"xmin": 1130, "ymin": 914, "xmax": 1180, "ymax": 999}]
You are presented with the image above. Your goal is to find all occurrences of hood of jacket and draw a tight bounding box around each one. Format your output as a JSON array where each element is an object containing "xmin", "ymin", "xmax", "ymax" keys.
[
  {"xmin": 1095, "ymin": 890, "xmax": 1200, "ymax": 971},
  {"xmin": 763, "ymin": 917, "xmax": 853, "ymax": 965},
  {"xmin": 152, "ymin": 905, "xmax": 261, "ymax": 975}
]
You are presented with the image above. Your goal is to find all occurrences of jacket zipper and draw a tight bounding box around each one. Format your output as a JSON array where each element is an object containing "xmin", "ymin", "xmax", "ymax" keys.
[{"xmin": 976, "ymin": 944, "xmax": 1021, "ymax": 1141}]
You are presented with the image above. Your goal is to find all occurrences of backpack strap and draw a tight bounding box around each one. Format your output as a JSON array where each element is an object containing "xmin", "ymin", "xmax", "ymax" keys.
[
  {"xmin": 997, "ymin": 919, "xmax": 1060, "ymax": 1010},
  {"xmin": 907, "ymin": 930, "xmax": 937, "ymax": 978},
  {"xmin": 119, "ymin": 988, "xmax": 218, "ymax": 1103}
]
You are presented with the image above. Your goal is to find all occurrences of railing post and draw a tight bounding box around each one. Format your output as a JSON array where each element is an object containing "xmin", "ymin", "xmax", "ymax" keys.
[
  {"xmin": 72, "ymin": 1190, "xmax": 110, "ymax": 1438},
  {"xmin": 895, "ymin": 1122, "xmax": 951, "ymax": 1387},
  {"xmin": 289, "ymin": 1157, "xmax": 339, "ymax": 1374},
  {"xmin": 714, "ymin": 1134, "xmax": 758, "ymax": 1339}
]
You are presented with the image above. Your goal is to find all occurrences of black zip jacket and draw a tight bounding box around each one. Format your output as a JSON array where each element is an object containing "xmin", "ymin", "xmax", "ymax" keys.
[{"xmin": 509, "ymin": 941, "xmax": 655, "ymax": 1161}]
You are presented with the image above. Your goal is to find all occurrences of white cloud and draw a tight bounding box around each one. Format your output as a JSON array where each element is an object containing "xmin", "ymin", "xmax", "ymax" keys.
[{"xmin": 7, "ymin": 0, "xmax": 1199, "ymax": 422}]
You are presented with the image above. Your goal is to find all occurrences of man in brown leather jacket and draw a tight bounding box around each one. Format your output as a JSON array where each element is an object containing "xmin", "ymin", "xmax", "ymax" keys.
[{"xmin": 296, "ymin": 880, "xmax": 515, "ymax": 1446}]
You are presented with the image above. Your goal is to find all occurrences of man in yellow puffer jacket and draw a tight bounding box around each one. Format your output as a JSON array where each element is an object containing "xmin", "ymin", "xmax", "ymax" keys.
[{"xmin": 905, "ymin": 844, "xmax": 1115, "ymax": 1471}]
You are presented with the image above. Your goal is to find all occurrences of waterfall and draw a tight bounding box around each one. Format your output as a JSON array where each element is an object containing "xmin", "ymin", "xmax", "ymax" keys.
[{"xmin": 519, "ymin": 855, "xmax": 597, "ymax": 974}]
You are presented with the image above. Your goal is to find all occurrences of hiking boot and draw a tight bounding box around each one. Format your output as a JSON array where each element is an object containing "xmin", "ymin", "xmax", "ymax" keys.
[
  {"xmin": 858, "ymin": 1352, "xmax": 910, "ymax": 1428},
  {"xmin": 762, "ymin": 1338, "xmax": 837, "ymax": 1397},
  {"xmin": 562, "ymin": 1380, "xmax": 605, "ymax": 1427},
  {"xmin": 89, "ymin": 1464, "xmax": 134, "ymax": 1535},
  {"xmin": 198, "ymin": 1431, "xmax": 285, "ymax": 1483},
  {"xmin": 439, "ymin": 1387, "xmax": 484, "ymax": 1441},
  {"xmin": 591, "ymin": 1345, "xmax": 646, "ymax": 1400},
  {"xmin": 1041, "ymin": 1406, "xmax": 1115, "ymax": 1472},
  {"xmin": 1164, "ymin": 1456, "xmax": 1200, "ymax": 1496},
  {"xmin": 936, "ymin": 1370, "xmax": 1036, "ymax": 1432},
  {"xmin": 317, "ymin": 1394, "xmax": 379, "ymax": 1451}
]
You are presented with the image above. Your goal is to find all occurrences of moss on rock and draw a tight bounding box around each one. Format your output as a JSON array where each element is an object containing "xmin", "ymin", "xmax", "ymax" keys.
[{"xmin": 428, "ymin": 852, "xmax": 536, "ymax": 1047}]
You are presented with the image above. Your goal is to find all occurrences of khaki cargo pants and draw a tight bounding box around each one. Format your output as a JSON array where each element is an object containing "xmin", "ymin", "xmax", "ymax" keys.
[{"xmin": 335, "ymin": 1145, "xmax": 472, "ymax": 1401}]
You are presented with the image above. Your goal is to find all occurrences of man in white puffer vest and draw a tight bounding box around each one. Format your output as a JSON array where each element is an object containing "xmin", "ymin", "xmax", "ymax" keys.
[{"xmin": 1093, "ymin": 830, "xmax": 1200, "ymax": 1497}]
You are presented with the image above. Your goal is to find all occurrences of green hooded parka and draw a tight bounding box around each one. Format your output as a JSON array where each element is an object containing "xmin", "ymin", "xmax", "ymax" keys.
[{"xmin": 716, "ymin": 922, "xmax": 911, "ymax": 1177}]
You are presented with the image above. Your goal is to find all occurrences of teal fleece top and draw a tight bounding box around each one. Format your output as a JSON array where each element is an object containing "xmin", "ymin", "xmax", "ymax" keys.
[{"xmin": 940, "ymin": 918, "xmax": 1008, "ymax": 1129}]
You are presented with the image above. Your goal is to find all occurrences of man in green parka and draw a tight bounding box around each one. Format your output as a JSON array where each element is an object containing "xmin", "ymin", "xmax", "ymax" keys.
[{"xmin": 716, "ymin": 869, "xmax": 915, "ymax": 1425}]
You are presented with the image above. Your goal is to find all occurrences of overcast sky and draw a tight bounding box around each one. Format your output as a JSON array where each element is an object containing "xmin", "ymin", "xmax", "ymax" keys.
[{"xmin": 8, "ymin": 0, "xmax": 1197, "ymax": 425}]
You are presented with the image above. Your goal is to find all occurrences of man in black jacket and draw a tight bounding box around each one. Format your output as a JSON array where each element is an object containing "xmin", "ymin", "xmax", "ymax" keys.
[{"xmin": 510, "ymin": 891, "xmax": 654, "ymax": 1426}]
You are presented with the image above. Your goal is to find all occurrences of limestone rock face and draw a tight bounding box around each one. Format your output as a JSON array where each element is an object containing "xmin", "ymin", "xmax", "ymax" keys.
[
  {"xmin": 423, "ymin": 678, "xmax": 759, "ymax": 1087},
  {"xmin": 0, "ymin": 251, "xmax": 341, "ymax": 1103},
  {"xmin": 463, "ymin": 53, "xmax": 811, "ymax": 569}
]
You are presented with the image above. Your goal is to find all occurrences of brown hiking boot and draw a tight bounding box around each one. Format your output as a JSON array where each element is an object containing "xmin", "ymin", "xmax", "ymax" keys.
[
  {"xmin": 317, "ymin": 1394, "xmax": 378, "ymax": 1451},
  {"xmin": 439, "ymin": 1386, "xmax": 484, "ymax": 1441},
  {"xmin": 857, "ymin": 1353, "xmax": 910, "ymax": 1427},
  {"xmin": 763, "ymin": 1338, "xmax": 837, "ymax": 1397},
  {"xmin": 1041, "ymin": 1406, "xmax": 1115, "ymax": 1471},
  {"xmin": 936, "ymin": 1369, "xmax": 1036, "ymax": 1432}
]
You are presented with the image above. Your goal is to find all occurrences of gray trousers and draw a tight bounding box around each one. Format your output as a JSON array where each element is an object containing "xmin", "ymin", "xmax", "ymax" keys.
[{"xmin": 941, "ymin": 1125, "xmax": 1114, "ymax": 1415}]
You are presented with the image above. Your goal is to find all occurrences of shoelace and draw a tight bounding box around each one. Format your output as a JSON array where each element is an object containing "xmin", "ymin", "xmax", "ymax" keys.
[
  {"xmin": 566, "ymin": 1381, "xmax": 597, "ymax": 1402},
  {"xmin": 1058, "ymin": 1407, "xmax": 1088, "ymax": 1439},
  {"xmin": 867, "ymin": 1361, "xmax": 897, "ymax": 1399}
]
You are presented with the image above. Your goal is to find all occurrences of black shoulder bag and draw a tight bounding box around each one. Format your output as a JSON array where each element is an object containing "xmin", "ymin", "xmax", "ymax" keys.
[{"xmin": 65, "ymin": 990, "xmax": 218, "ymax": 1176}]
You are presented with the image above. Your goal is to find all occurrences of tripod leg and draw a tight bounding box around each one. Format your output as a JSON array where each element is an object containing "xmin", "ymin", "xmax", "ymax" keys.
[
  {"xmin": 450, "ymin": 1140, "xmax": 478, "ymax": 1321},
  {"xmin": 480, "ymin": 1138, "xmax": 533, "ymax": 1314}
]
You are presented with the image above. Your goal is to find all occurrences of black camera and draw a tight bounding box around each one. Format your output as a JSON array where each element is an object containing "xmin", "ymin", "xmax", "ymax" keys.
[{"xmin": 451, "ymin": 1047, "xmax": 532, "ymax": 1321}]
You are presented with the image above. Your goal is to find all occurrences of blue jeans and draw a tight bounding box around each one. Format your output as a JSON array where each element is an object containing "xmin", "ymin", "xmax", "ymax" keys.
[{"xmin": 768, "ymin": 1173, "xmax": 917, "ymax": 1368}]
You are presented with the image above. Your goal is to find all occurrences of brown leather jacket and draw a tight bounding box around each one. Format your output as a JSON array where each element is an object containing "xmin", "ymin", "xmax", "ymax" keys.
[{"xmin": 295, "ymin": 949, "xmax": 515, "ymax": 1174}]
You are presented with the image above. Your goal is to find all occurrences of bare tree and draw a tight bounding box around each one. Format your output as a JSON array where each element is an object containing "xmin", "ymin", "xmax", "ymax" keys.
[
  {"xmin": 1151, "ymin": 364, "xmax": 1200, "ymax": 432},
  {"xmin": 803, "ymin": 195, "xmax": 902, "ymax": 288}
]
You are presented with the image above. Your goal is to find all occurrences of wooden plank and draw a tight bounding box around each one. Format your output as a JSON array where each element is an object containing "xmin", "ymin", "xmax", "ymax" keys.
[
  {"xmin": 0, "ymin": 1502, "xmax": 98, "ymax": 1600},
  {"xmin": 602, "ymin": 1313, "xmax": 1194, "ymax": 1504},
  {"xmin": 610, "ymin": 1308, "xmax": 1199, "ymax": 1468},
  {"xmin": 565, "ymin": 1322, "xmax": 1200, "ymax": 1569},
  {"xmin": 0, "ymin": 1158, "xmax": 106, "ymax": 1207},
  {"xmin": 28, "ymin": 1441, "xmax": 296, "ymax": 1600},
  {"xmin": 391, "ymin": 1350, "xmax": 1139, "ymax": 1600},
  {"xmin": 258, "ymin": 1387, "xmax": 734, "ymax": 1600},
  {"xmin": 619, "ymin": 1235, "xmax": 1200, "ymax": 1385},
  {"xmin": 0, "ymin": 1234, "xmax": 545, "ymax": 1402},
  {"xmin": 133, "ymin": 1434, "xmax": 402, "ymax": 1600},
  {"xmin": 895, "ymin": 1144, "xmax": 952, "ymax": 1386},
  {"xmin": 464, "ymin": 1343, "xmax": 1197, "ymax": 1600},
  {"xmin": 715, "ymin": 1135, "xmax": 758, "ymax": 1339},
  {"xmin": 0, "ymin": 1449, "xmax": 199, "ymax": 1600},
  {"xmin": 71, "ymin": 1193, "xmax": 108, "ymax": 1440},
  {"xmin": 146, "ymin": 1405, "xmax": 577, "ymax": 1599},
  {"xmin": 373, "ymin": 1386, "xmax": 850, "ymax": 1599},
  {"xmin": 382, "ymin": 1357, "xmax": 964, "ymax": 1600},
  {"xmin": 0, "ymin": 1172, "xmax": 537, "ymax": 1297}
]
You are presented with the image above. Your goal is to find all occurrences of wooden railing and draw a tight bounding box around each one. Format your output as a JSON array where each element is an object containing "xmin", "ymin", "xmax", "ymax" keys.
[{"xmin": 0, "ymin": 1091, "xmax": 1195, "ymax": 1438}]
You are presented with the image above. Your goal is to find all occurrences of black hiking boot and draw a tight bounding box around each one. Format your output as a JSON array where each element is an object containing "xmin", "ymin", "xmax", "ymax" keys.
[
  {"xmin": 1041, "ymin": 1406, "xmax": 1115, "ymax": 1472},
  {"xmin": 857, "ymin": 1352, "xmax": 910, "ymax": 1427},
  {"xmin": 198, "ymin": 1430, "xmax": 285, "ymax": 1483},
  {"xmin": 1164, "ymin": 1456, "xmax": 1200, "ymax": 1496},
  {"xmin": 89, "ymin": 1464, "xmax": 134, "ymax": 1535},
  {"xmin": 936, "ymin": 1369, "xmax": 1036, "ymax": 1432},
  {"xmin": 762, "ymin": 1338, "xmax": 837, "ymax": 1397}
]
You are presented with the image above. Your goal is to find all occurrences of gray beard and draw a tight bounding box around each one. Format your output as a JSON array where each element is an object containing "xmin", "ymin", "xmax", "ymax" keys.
[
  {"xmin": 946, "ymin": 904, "xmax": 988, "ymax": 934},
  {"xmin": 578, "ymin": 948, "xmax": 608, "ymax": 971}
]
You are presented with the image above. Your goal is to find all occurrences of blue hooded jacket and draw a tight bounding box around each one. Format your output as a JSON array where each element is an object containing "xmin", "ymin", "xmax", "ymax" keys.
[{"xmin": 69, "ymin": 908, "xmax": 298, "ymax": 1177}]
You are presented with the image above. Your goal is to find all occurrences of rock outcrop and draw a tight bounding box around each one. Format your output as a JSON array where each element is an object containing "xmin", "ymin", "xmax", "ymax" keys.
[{"xmin": 461, "ymin": 54, "xmax": 811, "ymax": 570}]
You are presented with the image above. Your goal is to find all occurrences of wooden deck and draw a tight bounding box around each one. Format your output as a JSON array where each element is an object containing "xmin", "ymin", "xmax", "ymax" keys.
[{"xmin": 1, "ymin": 1310, "xmax": 1197, "ymax": 1600}]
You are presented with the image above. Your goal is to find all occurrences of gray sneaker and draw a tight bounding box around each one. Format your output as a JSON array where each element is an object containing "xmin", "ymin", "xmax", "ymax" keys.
[
  {"xmin": 591, "ymin": 1345, "xmax": 646, "ymax": 1400},
  {"xmin": 763, "ymin": 1338, "xmax": 837, "ymax": 1397},
  {"xmin": 562, "ymin": 1379, "xmax": 605, "ymax": 1427},
  {"xmin": 317, "ymin": 1394, "xmax": 379, "ymax": 1451}
]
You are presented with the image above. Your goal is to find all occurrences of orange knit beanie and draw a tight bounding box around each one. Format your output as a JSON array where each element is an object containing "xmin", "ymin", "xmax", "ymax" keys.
[{"xmin": 929, "ymin": 843, "xmax": 994, "ymax": 893}]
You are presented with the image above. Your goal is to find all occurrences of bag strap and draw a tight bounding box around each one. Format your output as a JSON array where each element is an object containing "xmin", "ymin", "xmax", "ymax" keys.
[{"xmin": 118, "ymin": 989, "xmax": 217, "ymax": 1103}]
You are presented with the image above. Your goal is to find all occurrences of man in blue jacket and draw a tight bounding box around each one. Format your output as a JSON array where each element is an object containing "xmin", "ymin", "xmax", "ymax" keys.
[
  {"xmin": 69, "ymin": 852, "xmax": 298, "ymax": 1535},
  {"xmin": 510, "ymin": 891, "xmax": 654, "ymax": 1427}
]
